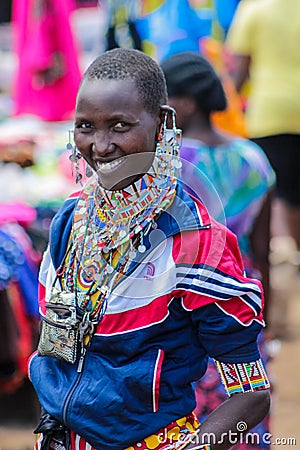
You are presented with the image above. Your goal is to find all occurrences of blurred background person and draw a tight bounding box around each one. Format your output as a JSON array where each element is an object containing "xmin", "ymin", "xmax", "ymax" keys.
[
  {"xmin": 161, "ymin": 51, "xmax": 275, "ymax": 323},
  {"xmin": 226, "ymin": 0, "xmax": 300, "ymax": 268},
  {"xmin": 161, "ymin": 51, "xmax": 275, "ymax": 449}
]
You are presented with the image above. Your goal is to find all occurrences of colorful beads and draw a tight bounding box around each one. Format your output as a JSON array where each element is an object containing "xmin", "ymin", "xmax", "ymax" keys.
[
  {"xmin": 215, "ymin": 358, "xmax": 270, "ymax": 396},
  {"xmin": 61, "ymin": 154, "xmax": 178, "ymax": 322}
]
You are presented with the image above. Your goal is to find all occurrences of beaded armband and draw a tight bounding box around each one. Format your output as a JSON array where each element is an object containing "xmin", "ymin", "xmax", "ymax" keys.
[{"xmin": 215, "ymin": 358, "xmax": 270, "ymax": 396}]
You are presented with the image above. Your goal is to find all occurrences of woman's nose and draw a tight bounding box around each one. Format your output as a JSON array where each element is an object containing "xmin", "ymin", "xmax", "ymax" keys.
[{"xmin": 92, "ymin": 131, "xmax": 114, "ymax": 156}]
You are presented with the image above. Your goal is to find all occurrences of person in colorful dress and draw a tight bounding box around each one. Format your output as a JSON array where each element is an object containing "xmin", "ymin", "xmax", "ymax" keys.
[
  {"xmin": 29, "ymin": 48, "xmax": 270, "ymax": 450},
  {"xmin": 161, "ymin": 51, "xmax": 275, "ymax": 450}
]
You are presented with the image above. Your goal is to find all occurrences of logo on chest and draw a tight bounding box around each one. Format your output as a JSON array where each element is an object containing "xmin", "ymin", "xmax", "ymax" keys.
[{"xmin": 144, "ymin": 262, "xmax": 155, "ymax": 280}]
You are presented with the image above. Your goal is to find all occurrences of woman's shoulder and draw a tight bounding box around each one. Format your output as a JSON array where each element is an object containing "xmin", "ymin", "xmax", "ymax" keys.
[{"xmin": 52, "ymin": 191, "xmax": 79, "ymax": 225}]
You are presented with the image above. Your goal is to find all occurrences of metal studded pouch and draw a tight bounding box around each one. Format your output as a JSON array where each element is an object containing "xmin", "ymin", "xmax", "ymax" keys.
[{"xmin": 38, "ymin": 289, "xmax": 79, "ymax": 364}]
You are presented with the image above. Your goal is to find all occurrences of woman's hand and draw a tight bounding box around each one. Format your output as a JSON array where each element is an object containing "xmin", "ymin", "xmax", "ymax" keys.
[{"xmin": 185, "ymin": 389, "xmax": 270, "ymax": 450}]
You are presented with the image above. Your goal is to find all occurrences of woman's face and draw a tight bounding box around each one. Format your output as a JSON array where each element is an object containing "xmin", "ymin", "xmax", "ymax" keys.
[{"xmin": 74, "ymin": 77, "xmax": 161, "ymax": 190}]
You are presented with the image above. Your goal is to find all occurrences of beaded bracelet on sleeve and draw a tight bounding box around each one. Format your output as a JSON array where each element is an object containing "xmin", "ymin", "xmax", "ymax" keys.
[{"xmin": 214, "ymin": 358, "xmax": 270, "ymax": 396}]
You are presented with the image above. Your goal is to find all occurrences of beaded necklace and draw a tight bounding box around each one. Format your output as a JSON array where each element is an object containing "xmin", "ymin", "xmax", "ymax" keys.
[{"xmin": 63, "ymin": 154, "xmax": 178, "ymax": 326}]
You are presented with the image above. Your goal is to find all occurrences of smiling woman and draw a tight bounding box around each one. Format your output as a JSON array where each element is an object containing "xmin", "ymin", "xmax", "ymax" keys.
[{"xmin": 29, "ymin": 48, "xmax": 270, "ymax": 450}]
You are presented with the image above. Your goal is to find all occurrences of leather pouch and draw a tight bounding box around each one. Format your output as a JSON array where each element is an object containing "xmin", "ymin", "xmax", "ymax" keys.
[{"xmin": 38, "ymin": 290, "xmax": 78, "ymax": 364}]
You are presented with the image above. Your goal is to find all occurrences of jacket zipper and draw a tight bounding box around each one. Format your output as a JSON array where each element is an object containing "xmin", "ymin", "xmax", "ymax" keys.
[
  {"xmin": 62, "ymin": 345, "xmax": 87, "ymax": 423},
  {"xmin": 62, "ymin": 367, "xmax": 83, "ymax": 424},
  {"xmin": 62, "ymin": 313, "xmax": 91, "ymax": 423}
]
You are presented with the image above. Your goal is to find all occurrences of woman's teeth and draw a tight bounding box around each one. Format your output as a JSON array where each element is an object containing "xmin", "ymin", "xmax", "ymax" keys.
[{"xmin": 96, "ymin": 158, "xmax": 124, "ymax": 172}]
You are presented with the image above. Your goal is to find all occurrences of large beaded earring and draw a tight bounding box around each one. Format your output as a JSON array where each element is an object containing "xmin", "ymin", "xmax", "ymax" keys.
[
  {"xmin": 155, "ymin": 106, "xmax": 182, "ymax": 178},
  {"xmin": 66, "ymin": 130, "xmax": 83, "ymax": 185}
]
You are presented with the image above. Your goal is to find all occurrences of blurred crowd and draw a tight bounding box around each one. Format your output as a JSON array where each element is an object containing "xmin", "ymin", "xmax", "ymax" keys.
[{"xmin": 0, "ymin": 0, "xmax": 299, "ymax": 448}]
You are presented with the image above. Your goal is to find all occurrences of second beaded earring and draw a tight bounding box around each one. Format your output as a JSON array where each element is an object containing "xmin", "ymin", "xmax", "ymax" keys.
[
  {"xmin": 67, "ymin": 130, "xmax": 83, "ymax": 185},
  {"xmin": 155, "ymin": 106, "xmax": 182, "ymax": 177}
]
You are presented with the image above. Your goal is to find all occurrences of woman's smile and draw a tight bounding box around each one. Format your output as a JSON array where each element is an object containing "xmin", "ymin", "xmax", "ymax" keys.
[{"xmin": 95, "ymin": 156, "xmax": 126, "ymax": 174}]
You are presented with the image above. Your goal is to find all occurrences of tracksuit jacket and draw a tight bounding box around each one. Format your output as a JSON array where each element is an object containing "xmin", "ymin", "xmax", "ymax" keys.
[{"xmin": 28, "ymin": 183, "xmax": 264, "ymax": 449}]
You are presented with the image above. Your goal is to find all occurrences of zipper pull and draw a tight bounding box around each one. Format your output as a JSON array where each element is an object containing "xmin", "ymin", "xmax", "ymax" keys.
[
  {"xmin": 77, "ymin": 346, "xmax": 86, "ymax": 373},
  {"xmin": 77, "ymin": 312, "xmax": 96, "ymax": 372},
  {"xmin": 78, "ymin": 312, "xmax": 90, "ymax": 343}
]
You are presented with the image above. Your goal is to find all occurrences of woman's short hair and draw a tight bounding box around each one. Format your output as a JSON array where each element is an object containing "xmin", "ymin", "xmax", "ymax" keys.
[
  {"xmin": 161, "ymin": 51, "xmax": 227, "ymax": 113},
  {"xmin": 83, "ymin": 48, "xmax": 167, "ymax": 116}
]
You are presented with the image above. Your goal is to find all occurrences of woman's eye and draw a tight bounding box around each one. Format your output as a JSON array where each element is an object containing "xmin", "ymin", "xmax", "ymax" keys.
[
  {"xmin": 77, "ymin": 122, "xmax": 92, "ymax": 129},
  {"xmin": 114, "ymin": 122, "xmax": 129, "ymax": 130}
]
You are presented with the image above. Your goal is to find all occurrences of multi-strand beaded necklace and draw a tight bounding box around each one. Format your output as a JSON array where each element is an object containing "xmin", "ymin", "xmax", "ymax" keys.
[{"xmin": 61, "ymin": 154, "xmax": 178, "ymax": 331}]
